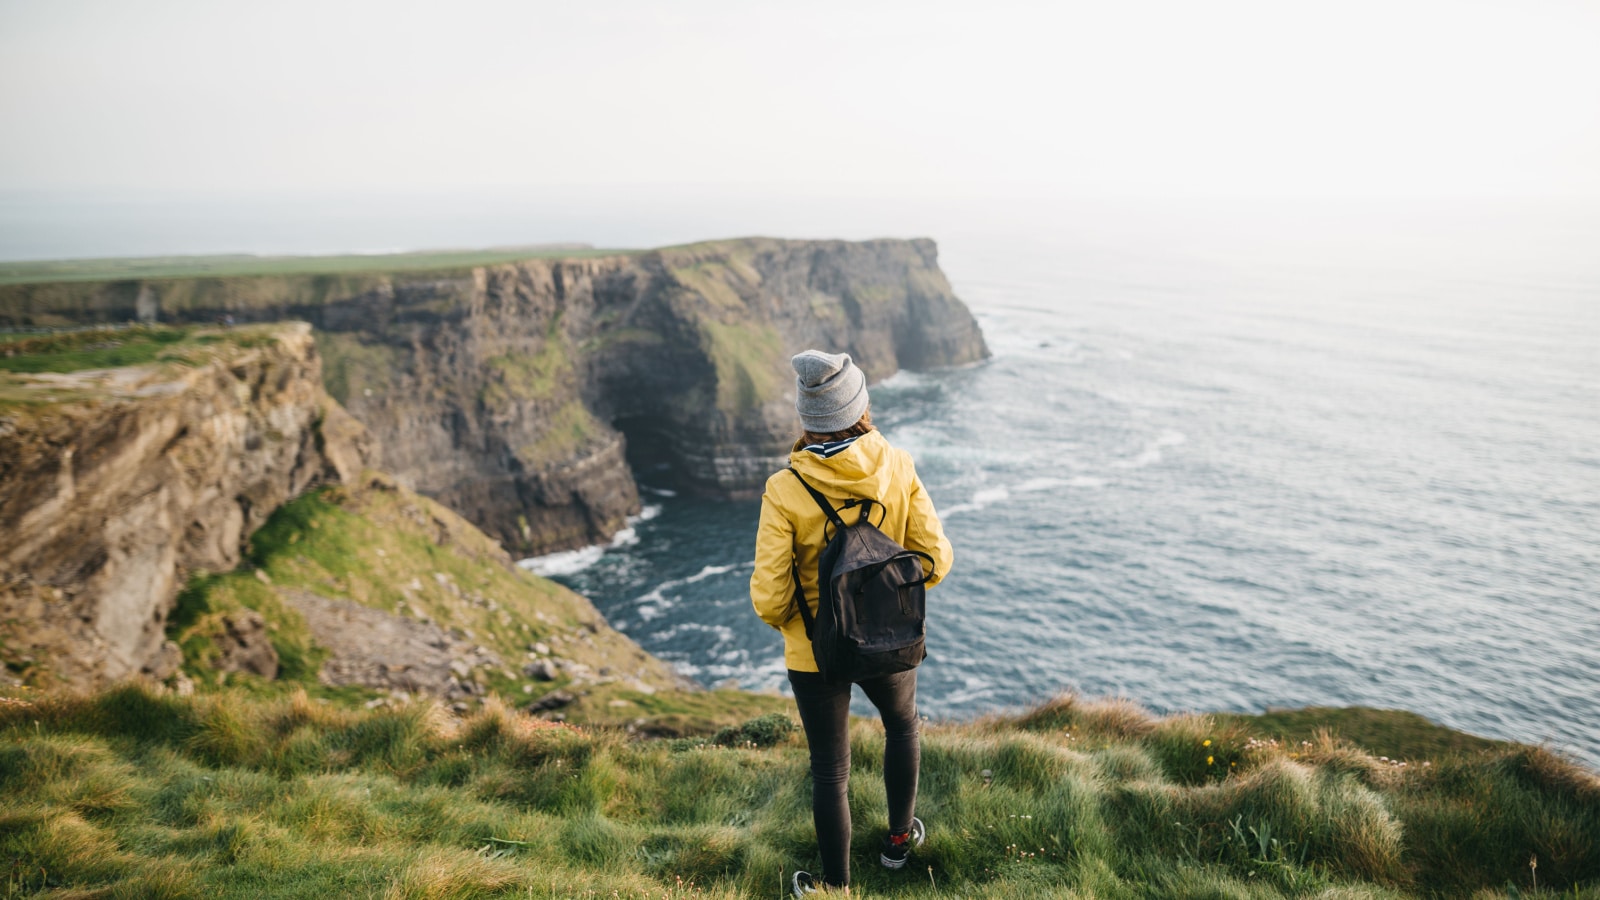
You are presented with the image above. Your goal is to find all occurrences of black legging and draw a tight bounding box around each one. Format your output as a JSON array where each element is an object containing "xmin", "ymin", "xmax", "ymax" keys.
[{"xmin": 787, "ymin": 668, "xmax": 920, "ymax": 888}]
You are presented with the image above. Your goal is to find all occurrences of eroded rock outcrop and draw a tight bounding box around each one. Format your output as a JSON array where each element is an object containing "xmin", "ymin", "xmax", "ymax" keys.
[
  {"xmin": 284, "ymin": 588, "xmax": 498, "ymax": 700},
  {"xmin": 0, "ymin": 238, "xmax": 989, "ymax": 556},
  {"xmin": 0, "ymin": 323, "xmax": 372, "ymax": 686}
]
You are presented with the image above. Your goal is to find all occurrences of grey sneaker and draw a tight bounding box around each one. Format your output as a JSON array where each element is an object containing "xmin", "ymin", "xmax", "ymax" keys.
[
  {"xmin": 879, "ymin": 816, "xmax": 926, "ymax": 869},
  {"xmin": 791, "ymin": 870, "xmax": 819, "ymax": 897}
]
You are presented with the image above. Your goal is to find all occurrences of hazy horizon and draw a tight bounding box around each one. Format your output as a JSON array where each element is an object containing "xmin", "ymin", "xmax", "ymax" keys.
[{"xmin": 5, "ymin": 188, "xmax": 1600, "ymax": 275}]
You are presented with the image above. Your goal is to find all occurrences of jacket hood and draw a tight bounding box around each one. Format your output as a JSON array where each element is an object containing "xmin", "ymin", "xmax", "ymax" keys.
[{"xmin": 788, "ymin": 429, "xmax": 895, "ymax": 500}]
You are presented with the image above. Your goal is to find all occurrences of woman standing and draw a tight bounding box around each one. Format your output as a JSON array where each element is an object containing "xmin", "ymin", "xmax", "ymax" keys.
[{"xmin": 750, "ymin": 350, "xmax": 954, "ymax": 896}]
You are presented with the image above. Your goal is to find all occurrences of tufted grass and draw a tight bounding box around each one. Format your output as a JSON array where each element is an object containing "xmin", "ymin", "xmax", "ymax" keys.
[{"xmin": 2, "ymin": 685, "xmax": 1596, "ymax": 898}]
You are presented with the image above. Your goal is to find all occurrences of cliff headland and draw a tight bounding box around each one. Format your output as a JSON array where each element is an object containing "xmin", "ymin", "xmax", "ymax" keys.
[{"xmin": 0, "ymin": 238, "xmax": 989, "ymax": 556}]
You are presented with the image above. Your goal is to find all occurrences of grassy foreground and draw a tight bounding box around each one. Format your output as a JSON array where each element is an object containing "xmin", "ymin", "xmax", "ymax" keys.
[{"xmin": 2, "ymin": 685, "xmax": 1596, "ymax": 899}]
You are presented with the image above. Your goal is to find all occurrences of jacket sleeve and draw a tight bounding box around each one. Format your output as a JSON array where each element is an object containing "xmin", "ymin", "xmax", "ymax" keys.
[
  {"xmin": 750, "ymin": 484, "xmax": 799, "ymax": 629},
  {"xmin": 904, "ymin": 465, "xmax": 955, "ymax": 587}
]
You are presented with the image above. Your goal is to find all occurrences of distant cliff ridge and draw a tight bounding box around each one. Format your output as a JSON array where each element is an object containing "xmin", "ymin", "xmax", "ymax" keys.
[{"xmin": 0, "ymin": 238, "xmax": 989, "ymax": 555}]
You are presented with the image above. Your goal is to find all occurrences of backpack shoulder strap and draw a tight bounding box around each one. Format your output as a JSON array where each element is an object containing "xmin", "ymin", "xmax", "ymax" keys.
[
  {"xmin": 785, "ymin": 468, "xmax": 838, "ymax": 640},
  {"xmin": 789, "ymin": 557, "xmax": 816, "ymax": 639},
  {"xmin": 789, "ymin": 468, "xmax": 885, "ymax": 528},
  {"xmin": 788, "ymin": 468, "xmax": 845, "ymax": 529}
]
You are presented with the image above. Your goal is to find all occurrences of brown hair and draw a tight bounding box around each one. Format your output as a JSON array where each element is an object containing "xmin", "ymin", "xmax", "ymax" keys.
[{"xmin": 802, "ymin": 408, "xmax": 874, "ymax": 446}]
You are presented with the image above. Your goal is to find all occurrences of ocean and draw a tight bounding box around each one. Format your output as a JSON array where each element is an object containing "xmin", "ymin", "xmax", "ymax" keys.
[{"xmin": 521, "ymin": 199, "xmax": 1600, "ymax": 765}]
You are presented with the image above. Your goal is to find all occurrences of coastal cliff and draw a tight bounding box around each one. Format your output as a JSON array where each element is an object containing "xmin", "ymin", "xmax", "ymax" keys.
[
  {"xmin": 0, "ymin": 323, "xmax": 372, "ymax": 686},
  {"xmin": 0, "ymin": 238, "xmax": 989, "ymax": 555}
]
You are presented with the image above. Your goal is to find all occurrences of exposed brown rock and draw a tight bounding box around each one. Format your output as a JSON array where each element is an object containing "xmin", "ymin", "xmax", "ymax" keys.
[
  {"xmin": 141, "ymin": 640, "xmax": 184, "ymax": 681},
  {"xmin": 215, "ymin": 610, "xmax": 279, "ymax": 678},
  {"xmin": 282, "ymin": 588, "xmax": 497, "ymax": 700},
  {"xmin": 522, "ymin": 659, "xmax": 557, "ymax": 681},
  {"xmin": 528, "ymin": 689, "xmax": 576, "ymax": 712},
  {"xmin": 0, "ymin": 324, "xmax": 372, "ymax": 686}
]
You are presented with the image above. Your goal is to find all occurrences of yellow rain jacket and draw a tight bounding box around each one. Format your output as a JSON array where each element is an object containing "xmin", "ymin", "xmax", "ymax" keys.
[{"xmin": 750, "ymin": 429, "xmax": 954, "ymax": 673}]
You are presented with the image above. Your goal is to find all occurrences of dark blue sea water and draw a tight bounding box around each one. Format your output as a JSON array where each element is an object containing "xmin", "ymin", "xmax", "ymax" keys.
[{"xmin": 525, "ymin": 205, "xmax": 1600, "ymax": 765}]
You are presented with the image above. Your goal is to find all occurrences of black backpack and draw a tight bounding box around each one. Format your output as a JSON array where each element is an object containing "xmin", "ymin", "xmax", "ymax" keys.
[{"xmin": 788, "ymin": 468, "xmax": 937, "ymax": 682}]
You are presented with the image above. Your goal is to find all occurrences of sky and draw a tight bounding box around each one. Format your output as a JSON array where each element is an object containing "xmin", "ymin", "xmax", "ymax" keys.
[{"xmin": 2, "ymin": 0, "xmax": 1599, "ymax": 201}]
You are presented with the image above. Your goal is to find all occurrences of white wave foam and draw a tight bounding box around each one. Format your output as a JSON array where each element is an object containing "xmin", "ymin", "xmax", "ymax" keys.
[
  {"xmin": 1012, "ymin": 475, "xmax": 1106, "ymax": 491},
  {"xmin": 686, "ymin": 563, "xmax": 741, "ymax": 583},
  {"xmin": 1111, "ymin": 429, "xmax": 1188, "ymax": 470},
  {"xmin": 517, "ymin": 507, "xmax": 659, "ymax": 576},
  {"xmin": 634, "ymin": 560, "xmax": 744, "ymax": 601},
  {"xmin": 519, "ymin": 545, "xmax": 605, "ymax": 577},
  {"xmin": 641, "ymin": 486, "xmax": 678, "ymax": 497},
  {"xmin": 941, "ymin": 485, "xmax": 1010, "ymax": 519},
  {"xmin": 1111, "ymin": 450, "xmax": 1161, "ymax": 469},
  {"xmin": 649, "ymin": 621, "xmax": 736, "ymax": 644},
  {"xmin": 942, "ymin": 673, "xmax": 998, "ymax": 707},
  {"xmin": 637, "ymin": 599, "xmax": 675, "ymax": 622},
  {"xmin": 635, "ymin": 585, "xmax": 664, "ymax": 605},
  {"xmin": 630, "ymin": 561, "xmax": 747, "ymax": 621},
  {"xmin": 972, "ymin": 486, "xmax": 1011, "ymax": 505},
  {"xmin": 942, "ymin": 470, "xmax": 1111, "ymax": 518},
  {"xmin": 874, "ymin": 369, "xmax": 932, "ymax": 389}
]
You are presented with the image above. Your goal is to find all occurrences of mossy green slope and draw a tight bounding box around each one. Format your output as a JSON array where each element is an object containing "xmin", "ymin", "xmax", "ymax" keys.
[
  {"xmin": 2, "ymin": 686, "xmax": 1595, "ymax": 898},
  {"xmin": 167, "ymin": 476, "xmax": 787, "ymax": 735}
]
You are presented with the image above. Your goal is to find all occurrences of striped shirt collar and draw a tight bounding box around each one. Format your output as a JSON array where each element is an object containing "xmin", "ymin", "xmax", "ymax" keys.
[{"xmin": 801, "ymin": 434, "xmax": 862, "ymax": 458}]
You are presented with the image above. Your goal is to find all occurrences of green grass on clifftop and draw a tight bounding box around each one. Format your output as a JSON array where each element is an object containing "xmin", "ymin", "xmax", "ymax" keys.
[
  {"xmin": 0, "ymin": 246, "xmax": 637, "ymax": 286},
  {"xmin": 0, "ymin": 324, "xmax": 295, "ymax": 415},
  {"xmin": 0, "ymin": 325, "xmax": 272, "ymax": 374},
  {"xmin": 1, "ymin": 686, "xmax": 1596, "ymax": 899}
]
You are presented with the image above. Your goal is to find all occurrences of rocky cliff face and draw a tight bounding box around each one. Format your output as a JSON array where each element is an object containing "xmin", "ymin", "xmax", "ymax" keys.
[
  {"xmin": 0, "ymin": 238, "xmax": 988, "ymax": 556},
  {"xmin": 0, "ymin": 323, "xmax": 372, "ymax": 687}
]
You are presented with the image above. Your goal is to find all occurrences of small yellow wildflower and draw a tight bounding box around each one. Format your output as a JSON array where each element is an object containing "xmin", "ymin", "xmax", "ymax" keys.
[
  {"xmin": 1207, "ymin": 755, "xmax": 1214, "ymax": 765},
  {"xmin": 1203, "ymin": 739, "xmax": 1212, "ymax": 747}
]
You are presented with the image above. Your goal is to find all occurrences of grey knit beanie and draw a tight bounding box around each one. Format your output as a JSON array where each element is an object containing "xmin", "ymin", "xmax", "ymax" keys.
[{"xmin": 791, "ymin": 349, "xmax": 869, "ymax": 433}]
